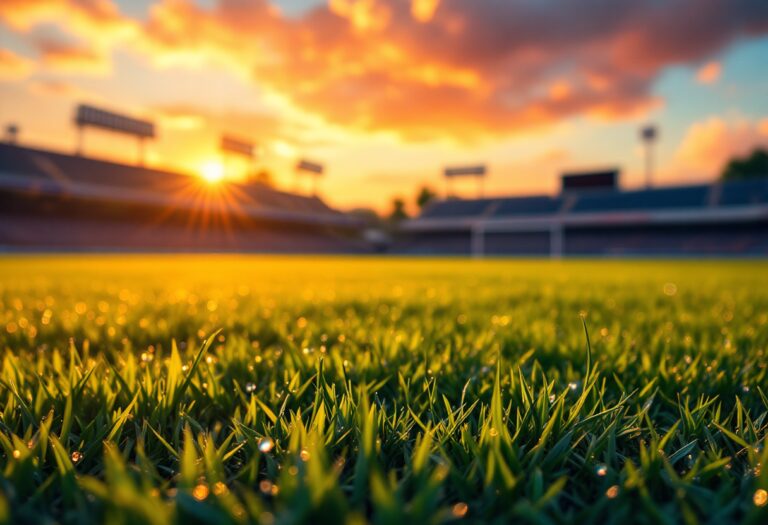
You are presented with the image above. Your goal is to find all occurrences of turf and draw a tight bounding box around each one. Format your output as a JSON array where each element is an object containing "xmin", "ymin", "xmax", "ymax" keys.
[{"xmin": 0, "ymin": 256, "xmax": 767, "ymax": 525}]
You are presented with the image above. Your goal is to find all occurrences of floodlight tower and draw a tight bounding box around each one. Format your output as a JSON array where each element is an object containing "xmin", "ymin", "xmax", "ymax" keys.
[
  {"xmin": 4, "ymin": 123, "xmax": 19, "ymax": 144},
  {"xmin": 640, "ymin": 125, "xmax": 658, "ymax": 189},
  {"xmin": 295, "ymin": 159, "xmax": 324, "ymax": 196},
  {"xmin": 74, "ymin": 104, "xmax": 155, "ymax": 165},
  {"xmin": 220, "ymin": 135, "xmax": 257, "ymax": 178},
  {"xmin": 443, "ymin": 164, "xmax": 487, "ymax": 199}
]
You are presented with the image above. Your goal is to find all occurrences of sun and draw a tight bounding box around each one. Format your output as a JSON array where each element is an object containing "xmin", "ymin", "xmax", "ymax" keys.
[{"xmin": 199, "ymin": 161, "xmax": 225, "ymax": 184}]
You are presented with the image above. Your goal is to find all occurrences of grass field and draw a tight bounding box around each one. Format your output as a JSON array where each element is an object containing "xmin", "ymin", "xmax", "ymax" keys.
[{"xmin": 1, "ymin": 256, "xmax": 767, "ymax": 525}]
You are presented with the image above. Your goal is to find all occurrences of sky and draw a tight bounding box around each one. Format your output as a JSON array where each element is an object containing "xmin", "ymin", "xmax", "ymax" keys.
[{"xmin": 1, "ymin": 0, "xmax": 767, "ymax": 212}]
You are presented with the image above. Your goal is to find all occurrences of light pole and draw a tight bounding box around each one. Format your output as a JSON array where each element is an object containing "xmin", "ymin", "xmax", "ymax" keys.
[{"xmin": 640, "ymin": 125, "xmax": 657, "ymax": 189}]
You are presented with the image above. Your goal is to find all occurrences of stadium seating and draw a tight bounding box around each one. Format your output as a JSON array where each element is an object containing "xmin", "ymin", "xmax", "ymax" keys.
[
  {"xmin": 404, "ymin": 177, "xmax": 768, "ymax": 256},
  {"xmin": 717, "ymin": 178, "xmax": 768, "ymax": 206},
  {"xmin": 483, "ymin": 232, "xmax": 550, "ymax": 254},
  {"xmin": 492, "ymin": 196, "xmax": 562, "ymax": 217},
  {"xmin": 0, "ymin": 143, "xmax": 341, "ymax": 220},
  {"xmin": 0, "ymin": 143, "xmax": 366, "ymax": 251},
  {"xmin": 570, "ymin": 185, "xmax": 711, "ymax": 213},
  {"xmin": 419, "ymin": 198, "xmax": 496, "ymax": 218}
]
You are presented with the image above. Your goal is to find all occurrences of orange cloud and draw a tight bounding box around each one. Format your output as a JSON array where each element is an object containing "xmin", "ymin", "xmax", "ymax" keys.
[
  {"xmin": 696, "ymin": 61, "xmax": 721, "ymax": 84},
  {"xmin": 35, "ymin": 38, "xmax": 109, "ymax": 74},
  {"xmin": 548, "ymin": 80, "xmax": 571, "ymax": 101},
  {"xmin": 329, "ymin": 0, "xmax": 392, "ymax": 32},
  {"xmin": 0, "ymin": 0, "xmax": 129, "ymax": 35},
  {"xmin": 27, "ymin": 79, "xmax": 83, "ymax": 97},
  {"xmin": 3, "ymin": 0, "xmax": 768, "ymax": 141},
  {"xmin": 674, "ymin": 116, "xmax": 768, "ymax": 176},
  {"xmin": 411, "ymin": 0, "xmax": 441, "ymax": 23},
  {"xmin": 0, "ymin": 49, "xmax": 34, "ymax": 79}
]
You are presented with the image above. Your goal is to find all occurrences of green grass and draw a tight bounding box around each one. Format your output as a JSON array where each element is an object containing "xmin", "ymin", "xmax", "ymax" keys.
[{"xmin": 1, "ymin": 256, "xmax": 767, "ymax": 525}]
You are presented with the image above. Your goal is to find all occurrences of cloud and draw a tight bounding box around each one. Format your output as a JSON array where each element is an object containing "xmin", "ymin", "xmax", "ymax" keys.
[
  {"xmin": 673, "ymin": 116, "xmax": 768, "ymax": 176},
  {"xmin": 137, "ymin": 0, "xmax": 768, "ymax": 140},
  {"xmin": 34, "ymin": 37, "xmax": 110, "ymax": 73},
  {"xmin": 27, "ymin": 78, "xmax": 83, "ymax": 96},
  {"xmin": 411, "ymin": 0, "xmax": 441, "ymax": 23},
  {"xmin": 3, "ymin": 0, "xmax": 768, "ymax": 140},
  {"xmin": 151, "ymin": 103, "xmax": 337, "ymax": 150},
  {"xmin": 0, "ymin": 0, "xmax": 128, "ymax": 33},
  {"xmin": 0, "ymin": 49, "xmax": 34, "ymax": 79},
  {"xmin": 696, "ymin": 61, "xmax": 721, "ymax": 84}
]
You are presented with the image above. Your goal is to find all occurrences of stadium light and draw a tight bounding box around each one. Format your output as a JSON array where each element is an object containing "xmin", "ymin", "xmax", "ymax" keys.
[
  {"xmin": 443, "ymin": 165, "xmax": 487, "ymax": 198},
  {"xmin": 4, "ymin": 123, "xmax": 19, "ymax": 144},
  {"xmin": 74, "ymin": 104, "xmax": 155, "ymax": 166},
  {"xmin": 220, "ymin": 135, "xmax": 257, "ymax": 180},
  {"xmin": 295, "ymin": 159, "xmax": 324, "ymax": 196},
  {"xmin": 640, "ymin": 125, "xmax": 658, "ymax": 189}
]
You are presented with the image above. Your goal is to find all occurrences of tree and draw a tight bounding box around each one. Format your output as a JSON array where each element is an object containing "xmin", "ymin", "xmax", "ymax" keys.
[
  {"xmin": 721, "ymin": 148, "xmax": 768, "ymax": 181},
  {"xmin": 388, "ymin": 197, "xmax": 409, "ymax": 223},
  {"xmin": 416, "ymin": 186, "xmax": 437, "ymax": 210}
]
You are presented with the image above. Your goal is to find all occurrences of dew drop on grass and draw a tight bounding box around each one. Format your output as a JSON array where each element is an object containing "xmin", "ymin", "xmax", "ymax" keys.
[
  {"xmin": 663, "ymin": 282, "xmax": 677, "ymax": 296},
  {"xmin": 452, "ymin": 502, "xmax": 469, "ymax": 518},
  {"xmin": 71, "ymin": 451, "xmax": 82, "ymax": 463},
  {"xmin": 300, "ymin": 449, "xmax": 311, "ymax": 461},
  {"xmin": 754, "ymin": 489, "xmax": 768, "ymax": 507},
  {"xmin": 258, "ymin": 437, "xmax": 274, "ymax": 453},
  {"xmin": 192, "ymin": 484, "xmax": 209, "ymax": 501},
  {"xmin": 245, "ymin": 382, "xmax": 256, "ymax": 393},
  {"xmin": 596, "ymin": 465, "xmax": 607, "ymax": 477},
  {"xmin": 259, "ymin": 480, "xmax": 273, "ymax": 494},
  {"xmin": 12, "ymin": 449, "xmax": 21, "ymax": 459},
  {"xmin": 606, "ymin": 485, "xmax": 619, "ymax": 498},
  {"xmin": 489, "ymin": 427, "xmax": 499, "ymax": 437},
  {"xmin": 568, "ymin": 382, "xmax": 579, "ymax": 391}
]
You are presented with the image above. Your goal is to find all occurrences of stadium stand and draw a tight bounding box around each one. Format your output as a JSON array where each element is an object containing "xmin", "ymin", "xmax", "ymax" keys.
[
  {"xmin": 492, "ymin": 196, "xmax": 562, "ymax": 217},
  {"xmin": 0, "ymin": 143, "xmax": 368, "ymax": 252},
  {"xmin": 402, "ymin": 175, "xmax": 768, "ymax": 256},
  {"xmin": 718, "ymin": 178, "xmax": 768, "ymax": 207},
  {"xmin": 420, "ymin": 198, "xmax": 497, "ymax": 219},
  {"xmin": 570, "ymin": 185, "xmax": 711, "ymax": 213}
]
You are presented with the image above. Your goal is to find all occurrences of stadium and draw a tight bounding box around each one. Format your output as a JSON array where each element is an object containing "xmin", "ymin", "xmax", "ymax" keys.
[
  {"xmin": 401, "ymin": 171, "xmax": 768, "ymax": 256},
  {"xmin": 0, "ymin": 141, "xmax": 367, "ymax": 253},
  {"xmin": 2, "ymin": 133, "xmax": 767, "ymax": 256}
]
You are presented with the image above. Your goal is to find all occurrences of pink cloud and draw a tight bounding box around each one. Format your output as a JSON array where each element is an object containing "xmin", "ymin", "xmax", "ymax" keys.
[
  {"xmin": 34, "ymin": 37, "xmax": 110, "ymax": 73},
  {"xmin": 674, "ymin": 116, "xmax": 768, "ymax": 177},
  {"xmin": 696, "ymin": 61, "xmax": 721, "ymax": 84}
]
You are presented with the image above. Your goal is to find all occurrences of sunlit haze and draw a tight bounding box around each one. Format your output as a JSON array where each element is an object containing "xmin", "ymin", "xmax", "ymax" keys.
[{"xmin": 1, "ymin": 0, "xmax": 767, "ymax": 211}]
